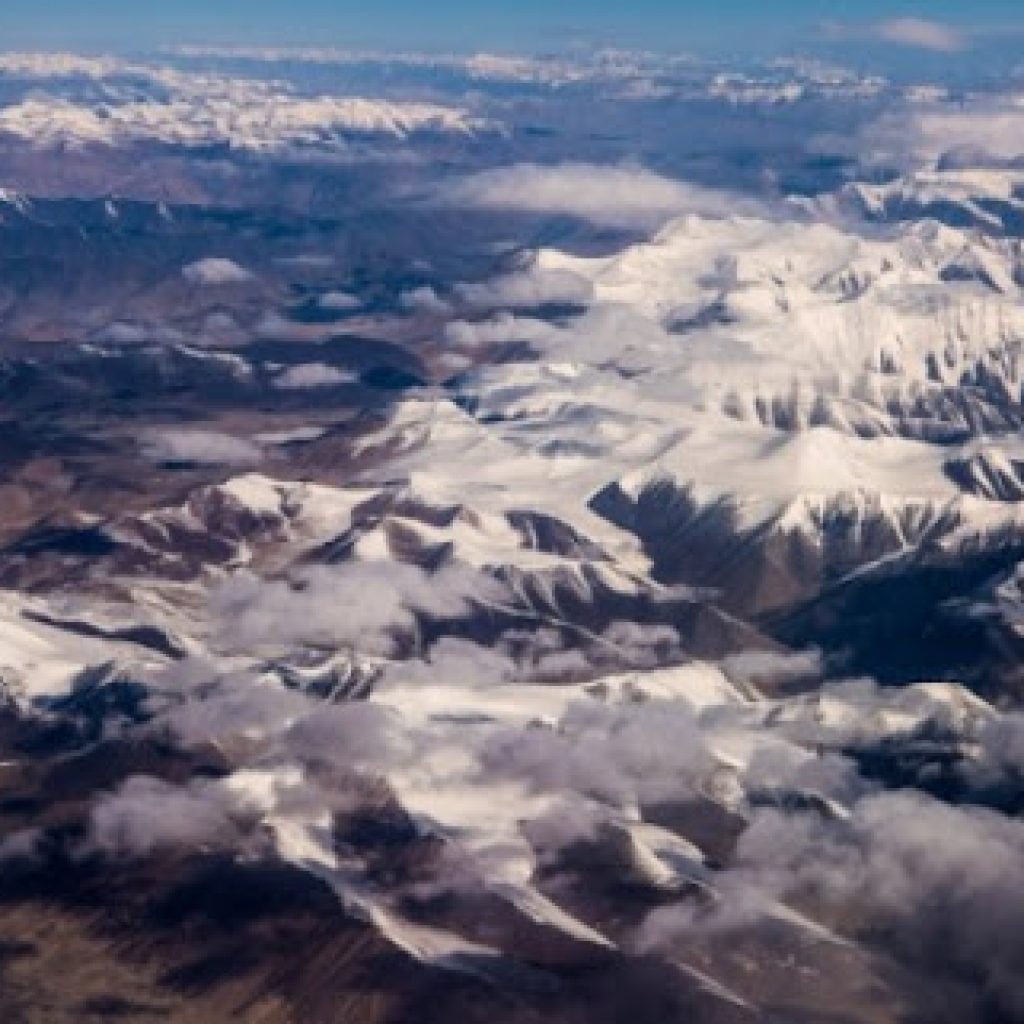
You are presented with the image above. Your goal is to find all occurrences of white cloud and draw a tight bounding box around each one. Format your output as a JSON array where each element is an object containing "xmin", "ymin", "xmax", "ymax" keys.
[
  {"xmin": 89, "ymin": 776, "xmax": 240, "ymax": 858},
  {"xmin": 317, "ymin": 290, "xmax": 361, "ymax": 312},
  {"xmin": 875, "ymin": 18, "xmax": 966, "ymax": 53},
  {"xmin": 973, "ymin": 713, "xmax": 1024, "ymax": 786},
  {"xmin": 168, "ymin": 46, "xmax": 681, "ymax": 90},
  {"xmin": 639, "ymin": 792, "xmax": 1024, "ymax": 1017},
  {"xmin": 440, "ymin": 163, "xmax": 762, "ymax": 229},
  {"xmin": 211, "ymin": 562, "xmax": 509, "ymax": 656},
  {"xmin": 274, "ymin": 363, "xmax": 356, "ymax": 389},
  {"xmin": 142, "ymin": 428, "xmax": 263, "ymax": 465},
  {"xmin": 254, "ymin": 425, "xmax": 328, "ymax": 445},
  {"xmin": 444, "ymin": 312, "xmax": 553, "ymax": 348},
  {"xmin": 182, "ymin": 257, "xmax": 254, "ymax": 286},
  {"xmin": 845, "ymin": 99, "xmax": 1024, "ymax": 169},
  {"xmin": 455, "ymin": 267, "xmax": 593, "ymax": 309},
  {"xmin": 92, "ymin": 322, "xmax": 159, "ymax": 346},
  {"xmin": 399, "ymin": 285, "xmax": 452, "ymax": 314},
  {"xmin": 822, "ymin": 18, "xmax": 967, "ymax": 53}
]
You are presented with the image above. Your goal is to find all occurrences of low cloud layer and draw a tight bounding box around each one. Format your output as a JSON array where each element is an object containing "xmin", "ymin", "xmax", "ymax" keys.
[
  {"xmin": 440, "ymin": 163, "xmax": 762, "ymax": 229},
  {"xmin": 641, "ymin": 791, "xmax": 1024, "ymax": 1017},
  {"xmin": 455, "ymin": 267, "xmax": 593, "ymax": 310},
  {"xmin": 182, "ymin": 257, "xmax": 254, "ymax": 286},
  {"xmin": 274, "ymin": 363, "xmax": 356, "ymax": 389},
  {"xmin": 142, "ymin": 428, "xmax": 263, "ymax": 465},
  {"xmin": 839, "ymin": 99, "xmax": 1024, "ymax": 170},
  {"xmin": 211, "ymin": 562, "xmax": 509, "ymax": 656},
  {"xmin": 89, "ymin": 776, "xmax": 241, "ymax": 858}
]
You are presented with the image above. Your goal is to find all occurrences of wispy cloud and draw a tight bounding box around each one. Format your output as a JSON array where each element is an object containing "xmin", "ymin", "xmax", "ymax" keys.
[
  {"xmin": 142, "ymin": 428, "xmax": 263, "ymax": 465},
  {"xmin": 273, "ymin": 363, "xmax": 357, "ymax": 389},
  {"xmin": 823, "ymin": 17, "xmax": 968, "ymax": 53},
  {"xmin": 875, "ymin": 17, "xmax": 967, "ymax": 53},
  {"xmin": 440, "ymin": 162, "xmax": 763, "ymax": 229}
]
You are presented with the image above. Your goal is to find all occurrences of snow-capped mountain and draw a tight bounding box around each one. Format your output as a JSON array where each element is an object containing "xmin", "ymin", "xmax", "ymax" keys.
[
  {"xmin": 339, "ymin": 204, "xmax": 1024, "ymax": 627},
  {"xmin": 2, "ymin": 44, "xmax": 1024, "ymax": 1023}
]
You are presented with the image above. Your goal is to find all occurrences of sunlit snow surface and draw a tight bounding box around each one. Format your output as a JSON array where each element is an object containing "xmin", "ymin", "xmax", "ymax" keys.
[{"xmin": 3, "ymin": 46, "xmax": 1024, "ymax": 1022}]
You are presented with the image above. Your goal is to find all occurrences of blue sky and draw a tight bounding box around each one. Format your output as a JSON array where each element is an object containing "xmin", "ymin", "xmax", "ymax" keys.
[{"xmin": 2, "ymin": 1, "xmax": 1021, "ymax": 56}]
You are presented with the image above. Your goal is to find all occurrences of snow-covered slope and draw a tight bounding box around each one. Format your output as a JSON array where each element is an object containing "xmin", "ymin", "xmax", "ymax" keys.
[
  {"xmin": 328, "ymin": 209, "xmax": 1024, "ymax": 610},
  {"xmin": 6, "ymin": 54, "xmax": 1024, "ymax": 1022},
  {"xmin": 0, "ymin": 94, "xmax": 489, "ymax": 150},
  {"xmin": 833, "ymin": 169, "xmax": 1024, "ymax": 235}
]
